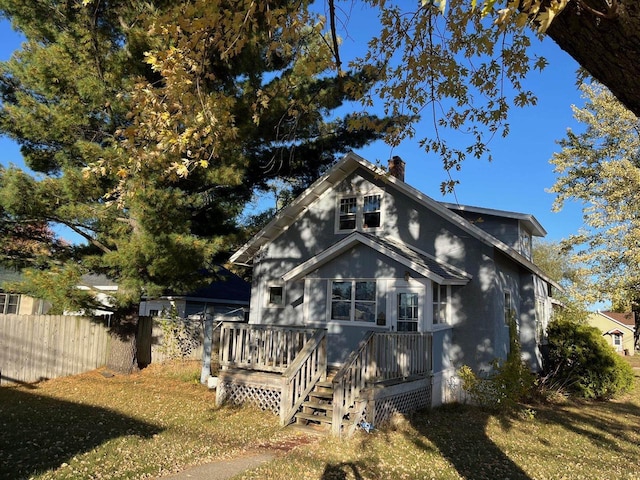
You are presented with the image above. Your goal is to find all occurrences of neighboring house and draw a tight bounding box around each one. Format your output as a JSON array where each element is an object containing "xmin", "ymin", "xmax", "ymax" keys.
[
  {"xmin": 139, "ymin": 267, "xmax": 250, "ymax": 322},
  {"xmin": 216, "ymin": 152, "xmax": 560, "ymax": 434},
  {"xmin": 588, "ymin": 311, "xmax": 636, "ymax": 355},
  {"xmin": 72, "ymin": 274, "xmax": 119, "ymax": 320},
  {"xmin": 0, "ymin": 268, "xmax": 51, "ymax": 315},
  {"xmin": 1, "ymin": 267, "xmax": 249, "ymax": 322}
]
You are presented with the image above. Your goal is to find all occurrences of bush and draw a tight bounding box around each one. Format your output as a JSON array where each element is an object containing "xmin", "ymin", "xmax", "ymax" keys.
[
  {"xmin": 459, "ymin": 316, "xmax": 535, "ymax": 410},
  {"xmin": 544, "ymin": 319, "xmax": 634, "ymax": 399}
]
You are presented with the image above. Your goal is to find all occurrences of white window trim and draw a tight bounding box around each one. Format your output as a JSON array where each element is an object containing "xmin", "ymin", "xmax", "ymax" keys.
[
  {"xmin": 504, "ymin": 290, "xmax": 513, "ymax": 325},
  {"xmin": 0, "ymin": 292, "xmax": 20, "ymax": 315},
  {"xmin": 519, "ymin": 226, "xmax": 532, "ymax": 260},
  {"xmin": 327, "ymin": 279, "xmax": 378, "ymax": 324},
  {"xmin": 335, "ymin": 191, "xmax": 384, "ymax": 233},
  {"xmin": 431, "ymin": 283, "xmax": 450, "ymax": 327},
  {"xmin": 265, "ymin": 283, "xmax": 285, "ymax": 308}
]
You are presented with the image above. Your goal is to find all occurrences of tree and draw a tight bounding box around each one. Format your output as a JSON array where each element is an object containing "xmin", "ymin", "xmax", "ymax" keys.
[
  {"xmin": 549, "ymin": 81, "xmax": 640, "ymax": 344},
  {"xmin": 0, "ymin": 0, "xmax": 391, "ymax": 372},
  {"xmin": 545, "ymin": 318, "xmax": 634, "ymax": 399},
  {"xmin": 312, "ymin": 0, "xmax": 640, "ymax": 193},
  {"xmin": 330, "ymin": 0, "xmax": 544, "ymax": 192},
  {"xmin": 545, "ymin": 0, "xmax": 640, "ymax": 117},
  {"xmin": 532, "ymin": 239, "xmax": 591, "ymax": 322}
]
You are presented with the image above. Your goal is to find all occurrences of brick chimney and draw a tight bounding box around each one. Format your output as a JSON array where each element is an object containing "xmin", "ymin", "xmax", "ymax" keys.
[{"xmin": 388, "ymin": 156, "xmax": 405, "ymax": 181}]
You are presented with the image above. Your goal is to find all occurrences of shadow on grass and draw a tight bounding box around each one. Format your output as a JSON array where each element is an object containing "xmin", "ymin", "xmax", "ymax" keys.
[
  {"xmin": 320, "ymin": 462, "xmax": 364, "ymax": 480},
  {"xmin": 403, "ymin": 391, "xmax": 640, "ymax": 480},
  {"xmin": 534, "ymin": 397, "xmax": 640, "ymax": 455},
  {"xmin": 409, "ymin": 404, "xmax": 532, "ymax": 480},
  {"xmin": 0, "ymin": 387, "xmax": 162, "ymax": 479}
]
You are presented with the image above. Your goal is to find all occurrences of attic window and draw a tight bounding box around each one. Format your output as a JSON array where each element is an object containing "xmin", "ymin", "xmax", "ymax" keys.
[
  {"xmin": 339, "ymin": 197, "xmax": 357, "ymax": 230},
  {"xmin": 336, "ymin": 192, "xmax": 383, "ymax": 232},
  {"xmin": 363, "ymin": 195, "xmax": 381, "ymax": 228}
]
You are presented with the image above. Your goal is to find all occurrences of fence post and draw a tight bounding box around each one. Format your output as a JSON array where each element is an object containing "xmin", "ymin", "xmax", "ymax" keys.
[{"xmin": 200, "ymin": 316, "xmax": 213, "ymax": 384}]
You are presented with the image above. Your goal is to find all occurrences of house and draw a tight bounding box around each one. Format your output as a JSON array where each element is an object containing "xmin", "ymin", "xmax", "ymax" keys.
[
  {"xmin": 588, "ymin": 311, "xmax": 637, "ymax": 355},
  {"xmin": 0, "ymin": 265, "xmax": 249, "ymax": 322},
  {"xmin": 138, "ymin": 267, "xmax": 250, "ymax": 322},
  {"xmin": 217, "ymin": 152, "xmax": 560, "ymax": 435},
  {"xmin": 0, "ymin": 268, "xmax": 51, "ymax": 315}
]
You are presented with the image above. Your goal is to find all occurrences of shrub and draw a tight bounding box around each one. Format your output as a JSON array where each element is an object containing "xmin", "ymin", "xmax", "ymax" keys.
[
  {"xmin": 544, "ymin": 319, "xmax": 634, "ymax": 399},
  {"xmin": 459, "ymin": 316, "xmax": 535, "ymax": 410}
]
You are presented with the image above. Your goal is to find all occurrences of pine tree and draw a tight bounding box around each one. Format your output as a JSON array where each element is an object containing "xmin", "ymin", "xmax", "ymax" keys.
[{"xmin": 0, "ymin": 0, "xmax": 392, "ymax": 372}]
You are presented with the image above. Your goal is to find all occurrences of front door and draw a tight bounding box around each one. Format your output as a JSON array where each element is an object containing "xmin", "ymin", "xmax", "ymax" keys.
[{"xmin": 391, "ymin": 287, "xmax": 423, "ymax": 332}]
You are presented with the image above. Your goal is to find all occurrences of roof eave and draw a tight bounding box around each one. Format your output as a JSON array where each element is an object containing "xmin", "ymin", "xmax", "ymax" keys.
[{"xmin": 230, "ymin": 152, "xmax": 377, "ymax": 265}]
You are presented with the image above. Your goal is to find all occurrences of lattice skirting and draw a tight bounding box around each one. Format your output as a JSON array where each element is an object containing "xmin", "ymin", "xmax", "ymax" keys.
[
  {"xmin": 218, "ymin": 381, "xmax": 282, "ymax": 415},
  {"xmin": 368, "ymin": 378, "xmax": 432, "ymax": 427}
]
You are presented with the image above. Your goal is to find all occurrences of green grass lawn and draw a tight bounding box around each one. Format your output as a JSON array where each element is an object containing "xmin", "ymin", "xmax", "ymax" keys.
[{"xmin": 1, "ymin": 358, "xmax": 639, "ymax": 480}]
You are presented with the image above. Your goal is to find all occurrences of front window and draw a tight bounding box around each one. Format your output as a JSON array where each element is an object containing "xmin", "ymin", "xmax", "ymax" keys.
[
  {"xmin": 613, "ymin": 334, "xmax": 622, "ymax": 347},
  {"xmin": 0, "ymin": 292, "xmax": 20, "ymax": 314},
  {"xmin": 331, "ymin": 280, "xmax": 376, "ymax": 322},
  {"xmin": 432, "ymin": 284, "xmax": 447, "ymax": 324}
]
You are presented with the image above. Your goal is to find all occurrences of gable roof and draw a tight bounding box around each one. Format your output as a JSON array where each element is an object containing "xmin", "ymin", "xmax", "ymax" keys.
[
  {"xmin": 441, "ymin": 203, "xmax": 547, "ymax": 237},
  {"xmin": 282, "ymin": 232, "xmax": 471, "ymax": 284},
  {"xmin": 231, "ymin": 152, "xmax": 561, "ymax": 290},
  {"xmin": 598, "ymin": 311, "xmax": 636, "ymax": 329}
]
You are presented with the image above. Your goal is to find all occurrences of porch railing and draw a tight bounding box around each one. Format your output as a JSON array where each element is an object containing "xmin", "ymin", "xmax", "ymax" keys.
[
  {"xmin": 218, "ymin": 323, "xmax": 319, "ymax": 373},
  {"xmin": 280, "ymin": 328, "xmax": 327, "ymax": 425},
  {"xmin": 331, "ymin": 331, "xmax": 432, "ymax": 435}
]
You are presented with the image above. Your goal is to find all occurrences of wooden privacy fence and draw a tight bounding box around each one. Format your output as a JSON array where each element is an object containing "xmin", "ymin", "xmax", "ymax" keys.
[
  {"xmin": 0, "ymin": 315, "xmax": 211, "ymax": 386},
  {"xmin": 0, "ymin": 314, "xmax": 111, "ymax": 385}
]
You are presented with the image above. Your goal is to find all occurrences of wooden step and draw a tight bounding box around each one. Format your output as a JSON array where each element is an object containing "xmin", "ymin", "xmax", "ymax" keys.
[
  {"xmin": 307, "ymin": 389, "xmax": 332, "ymax": 400},
  {"xmin": 302, "ymin": 400, "xmax": 333, "ymax": 414},
  {"xmin": 295, "ymin": 411, "xmax": 332, "ymax": 425}
]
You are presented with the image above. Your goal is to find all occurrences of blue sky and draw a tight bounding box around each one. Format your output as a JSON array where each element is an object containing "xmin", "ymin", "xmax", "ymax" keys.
[{"xmin": 0, "ymin": 13, "xmax": 587, "ymax": 244}]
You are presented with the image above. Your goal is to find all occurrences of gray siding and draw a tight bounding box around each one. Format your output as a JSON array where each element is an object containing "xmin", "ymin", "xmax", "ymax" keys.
[
  {"xmin": 450, "ymin": 210, "xmax": 521, "ymax": 250},
  {"xmin": 248, "ymin": 165, "xmax": 545, "ymax": 371}
]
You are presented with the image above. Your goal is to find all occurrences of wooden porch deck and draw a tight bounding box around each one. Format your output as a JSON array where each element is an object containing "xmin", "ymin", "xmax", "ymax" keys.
[{"xmin": 215, "ymin": 323, "xmax": 434, "ymax": 436}]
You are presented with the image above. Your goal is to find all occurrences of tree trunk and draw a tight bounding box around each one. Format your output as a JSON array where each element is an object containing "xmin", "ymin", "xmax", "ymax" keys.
[
  {"xmin": 106, "ymin": 307, "xmax": 140, "ymax": 374},
  {"xmin": 546, "ymin": 0, "xmax": 640, "ymax": 117}
]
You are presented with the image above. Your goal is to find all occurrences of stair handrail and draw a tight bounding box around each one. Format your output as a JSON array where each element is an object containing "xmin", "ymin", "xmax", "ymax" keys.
[
  {"xmin": 331, "ymin": 330, "xmax": 377, "ymax": 436},
  {"xmin": 219, "ymin": 323, "xmax": 318, "ymax": 373},
  {"xmin": 330, "ymin": 331, "xmax": 434, "ymax": 435},
  {"xmin": 280, "ymin": 328, "xmax": 328, "ymax": 426}
]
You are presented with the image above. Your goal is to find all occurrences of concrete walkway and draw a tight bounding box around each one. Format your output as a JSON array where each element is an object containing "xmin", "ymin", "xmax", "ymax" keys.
[{"xmin": 159, "ymin": 452, "xmax": 276, "ymax": 480}]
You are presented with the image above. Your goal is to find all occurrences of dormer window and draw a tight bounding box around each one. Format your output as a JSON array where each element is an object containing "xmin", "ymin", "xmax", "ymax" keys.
[{"xmin": 336, "ymin": 192, "xmax": 383, "ymax": 232}]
